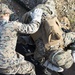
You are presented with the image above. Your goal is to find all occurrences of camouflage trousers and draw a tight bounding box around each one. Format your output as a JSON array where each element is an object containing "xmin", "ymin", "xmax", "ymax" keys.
[
  {"xmin": 0, "ymin": 50, "xmax": 36, "ymax": 75},
  {"xmin": 0, "ymin": 61, "xmax": 36, "ymax": 75}
]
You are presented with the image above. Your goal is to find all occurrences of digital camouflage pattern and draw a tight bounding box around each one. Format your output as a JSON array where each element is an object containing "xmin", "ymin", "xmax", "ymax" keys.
[
  {"xmin": 0, "ymin": 3, "xmax": 13, "ymax": 15},
  {"xmin": 22, "ymin": 0, "xmax": 57, "ymax": 21},
  {"xmin": 0, "ymin": 15, "xmax": 41, "ymax": 74},
  {"xmin": 64, "ymin": 32, "xmax": 75, "ymax": 47},
  {"xmin": 22, "ymin": 0, "xmax": 73, "ymax": 70}
]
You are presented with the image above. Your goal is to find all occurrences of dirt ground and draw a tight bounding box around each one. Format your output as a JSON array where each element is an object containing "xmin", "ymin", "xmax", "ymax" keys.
[
  {"xmin": 54, "ymin": 0, "xmax": 75, "ymax": 31},
  {"xmin": 1, "ymin": 0, "xmax": 75, "ymax": 75}
]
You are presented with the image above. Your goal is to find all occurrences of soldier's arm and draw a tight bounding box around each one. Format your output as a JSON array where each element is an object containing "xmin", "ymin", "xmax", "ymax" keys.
[
  {"xmin": 17, "ymin": 21, "xmax": 40, "ymax": 34},
  {"xmin": 16, "ymin": 8, "xmax": 43, "ymax": 34}
]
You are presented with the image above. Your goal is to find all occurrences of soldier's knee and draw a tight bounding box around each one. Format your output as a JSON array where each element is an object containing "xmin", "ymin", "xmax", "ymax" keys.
[{"xmin": 48, "ymin": 50, "xmax": 73, "ymax": 69}]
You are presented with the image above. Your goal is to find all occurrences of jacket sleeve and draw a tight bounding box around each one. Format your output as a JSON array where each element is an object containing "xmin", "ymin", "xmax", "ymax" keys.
[{"xmin": 16, "ymin": 21, "xmax": 40, "ymax": 34}]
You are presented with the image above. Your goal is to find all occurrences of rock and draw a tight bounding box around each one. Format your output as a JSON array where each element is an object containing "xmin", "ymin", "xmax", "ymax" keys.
[{"xmin": 19, "ymin": 0, "xmax": 46, "ymax": 9}]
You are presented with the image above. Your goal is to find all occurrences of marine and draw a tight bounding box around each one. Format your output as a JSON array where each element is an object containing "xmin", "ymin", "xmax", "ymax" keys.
[
  {"xmin": 0, "ymin": 3, "xmax": 43, "ymax": 74},
  {"xmin": 22, "ymin": 0, "xmax": 74, "ymax": 72}
]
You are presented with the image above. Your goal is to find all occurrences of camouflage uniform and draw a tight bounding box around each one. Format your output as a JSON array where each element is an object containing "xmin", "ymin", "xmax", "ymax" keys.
[
  {"xmin": 60, "ymin": 17, "xmax": 75, "ymax": 63},
  {"xmin": 62, "ymin": 30, "xmax": 75, "ymax": 63},
  {"xmin": 22, "ymin": 0, "xmax": 57, "ymax": 20},
  {"xmin": 63, "ymin": 32, "xmax": 75, "ymax": 47},
  {"xmin": 0, "ymin": 3, "xmax": 43, "ymax": 74},
  {"xmin": 0, "ymin": 18, "xmax": 39, "ymax": 74},
  {"xmin": 59, "ymin": 17, "xmax": 75, "ymax": 47},
  {"xmin": 22, "ymin": 0, "xmax": 73, "ymax": 72}
]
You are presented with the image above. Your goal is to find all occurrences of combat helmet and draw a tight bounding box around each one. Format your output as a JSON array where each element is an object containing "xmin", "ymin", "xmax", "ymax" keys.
[{"xmin": 0, "ymin": 3, "xmax": 13, "ymax": 15}]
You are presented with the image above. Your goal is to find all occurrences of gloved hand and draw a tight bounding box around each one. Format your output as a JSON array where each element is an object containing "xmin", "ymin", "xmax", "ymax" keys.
[
  {"xmin": 43, "ymin": 60, "xmax": 64, "ymax": 72},
  {"xmin": 30, "ymin": 8, "xmax": 43, "ymax": 23},
  {"xmin": 48, "ymin": 49, "xmax": 73, "ymax": 69}
]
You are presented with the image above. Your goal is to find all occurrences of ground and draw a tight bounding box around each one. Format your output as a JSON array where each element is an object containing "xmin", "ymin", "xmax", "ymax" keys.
[
  {"xmin": 54, "ymin": 0, "xmax": 75, "ymax": 31},
  {"xmin": 1, "ymin": 0, "xmax": 75, "ymax": 75}
]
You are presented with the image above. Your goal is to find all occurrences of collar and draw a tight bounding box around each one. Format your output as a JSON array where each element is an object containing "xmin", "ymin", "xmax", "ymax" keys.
[{"xmin": 0, "ymin": 19, "xmax": 8, "ymax": 26}]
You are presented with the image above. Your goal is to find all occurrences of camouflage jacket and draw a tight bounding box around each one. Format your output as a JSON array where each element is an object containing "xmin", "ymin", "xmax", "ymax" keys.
[
  {"xmin": 22, "ymin": 0, "xmax": 57, "ymax": 54},
  {"xmin": 22, "ymin": 0, "xmax": 57, "ymax": 43},
  {"xmin": 0, "ymin": 19, "xmax": 40, "ymax": 68},
  {"xmin": 22, "ymin": 0, "xmax": 57, "ymax": 22}
]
